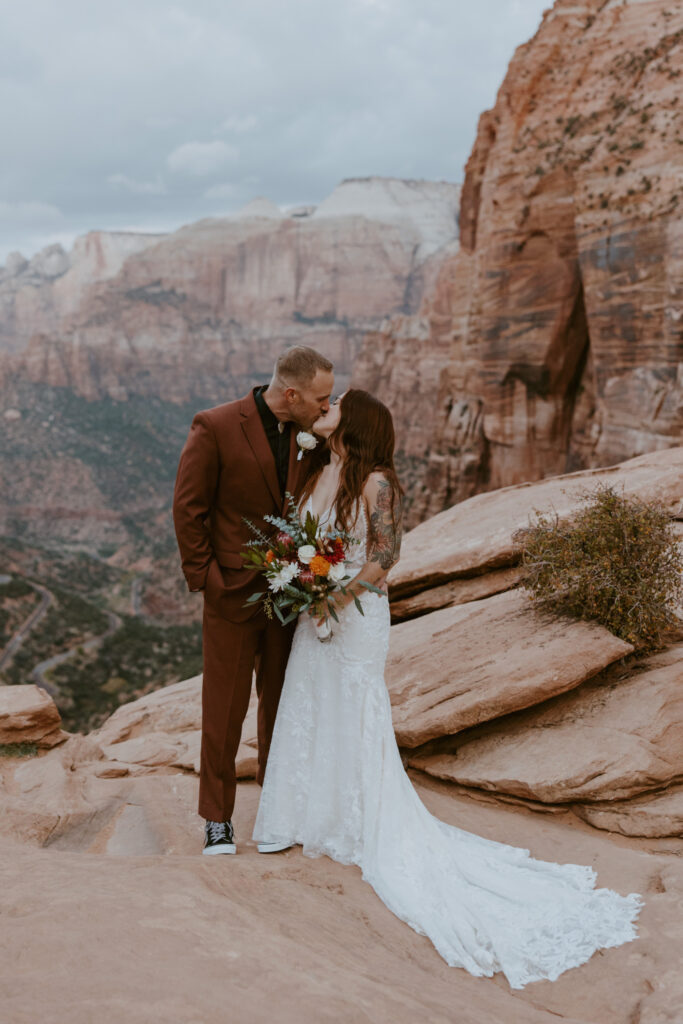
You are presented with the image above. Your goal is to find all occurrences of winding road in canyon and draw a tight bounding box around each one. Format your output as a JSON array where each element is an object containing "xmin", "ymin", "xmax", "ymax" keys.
[
  {"xmin": 1, "ymin": 573, "xmax": 147, "ymax": 697},
  {"xmin": 30, "ymin": 608, "xmax": 122, "ymax": 698},
  {"xmin": 0, "ymin": 581, "xmax": 53, "ymax": 673}
]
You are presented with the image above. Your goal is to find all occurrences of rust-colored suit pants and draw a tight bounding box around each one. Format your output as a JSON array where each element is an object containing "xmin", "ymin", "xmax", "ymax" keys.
[{"xmin": 198, "ymin": 597, "xmax": 296, "ymax": 822}]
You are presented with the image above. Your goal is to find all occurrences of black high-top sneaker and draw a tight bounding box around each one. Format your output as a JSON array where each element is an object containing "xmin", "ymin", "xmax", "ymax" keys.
[{"xmin": 202, "ymin": 819, "xmax": 237, "ymax": 855}]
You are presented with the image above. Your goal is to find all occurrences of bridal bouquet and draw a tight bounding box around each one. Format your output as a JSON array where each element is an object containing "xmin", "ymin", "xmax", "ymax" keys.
[{"xmin": 242, "ymin": 495, "xmax": 383, "ymax": 640}]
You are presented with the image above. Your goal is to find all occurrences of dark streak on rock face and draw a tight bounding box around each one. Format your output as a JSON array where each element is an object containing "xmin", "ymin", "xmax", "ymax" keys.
[{"xmin": 354, "ymin": 0, "xmax": 683, "ymax": 527}]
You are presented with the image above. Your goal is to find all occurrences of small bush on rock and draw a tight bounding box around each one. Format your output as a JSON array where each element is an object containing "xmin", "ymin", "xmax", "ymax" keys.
[
  {"xmin": 513, "ymin": 484, "xmax": 683, "ymax": 651},
  {"xmin": 0, "ymin": 742, "xmax": 38, "ymax": 758}
]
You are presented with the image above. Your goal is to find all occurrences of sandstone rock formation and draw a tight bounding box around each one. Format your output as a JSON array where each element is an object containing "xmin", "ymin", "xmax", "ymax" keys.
[
  {"xmin": 390, "ymin": 565, "xmax": 522, "ymax": 623},
  {"xmin": 355, "ymin": 0, "xmax": 683, "ymax": 525},
  {"xmin": 0, "ymin": 177, "xmax": 460, "ymax": 405},
  {"xmin": 0, "ymin": 233, "xmax": 166, "ymax": 355},
  {"xmin": 0, "ymin": 177, "xmax": 460, "ymax": 555},
  {"xmin": 409, "ymin": 642, "xmax": 683, "ymax": 805},
  {"xmin": 389, "ymin": 445, "xmax": 683, "ymax": 611},
  {"xmin": 0, "ymin": 683, "xmax": 66, "ymax": 747},
  {"xmin": 387, "ymin": 445, "xmax": 683, "ymax": 839},
  {"xmin": 387, "ymin": 589, "xmax": 633, "ymax": 747},
  {"xmin": 574, "ymin": 783, "xmax": 683, "ymax": 839}
]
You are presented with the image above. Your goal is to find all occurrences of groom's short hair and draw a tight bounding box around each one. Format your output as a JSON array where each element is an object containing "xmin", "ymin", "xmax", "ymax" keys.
[{"xmin": 274, "ymin": 346, "xmax": 333, "ymax": 387}]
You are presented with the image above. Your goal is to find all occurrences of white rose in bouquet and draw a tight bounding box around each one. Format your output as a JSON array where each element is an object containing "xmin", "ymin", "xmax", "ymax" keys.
[{"xmin": 297, "ymin": 544, "xmax": 317, "ymax": 564}]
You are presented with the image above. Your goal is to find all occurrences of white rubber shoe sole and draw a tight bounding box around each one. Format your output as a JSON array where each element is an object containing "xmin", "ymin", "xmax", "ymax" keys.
[
  {"xmin": 202, "ymin": 842, "xmax": 237, "ymax": 855},
  {"xmin": 257, "ymin": 840, "xmax": 294, "ymax": 854}
]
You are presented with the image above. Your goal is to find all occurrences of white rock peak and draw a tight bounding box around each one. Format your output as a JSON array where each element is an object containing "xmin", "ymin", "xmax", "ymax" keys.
[
  {"xmin": 232, "ymin": 177, "xmax": 460, "ymax": 258},
  {"xmin": 234, "ymin": 196, "xmax": 286, "ymax": 220},
  {"xmin": 318, "ymin": 176, "xmax": 460, "ymax": 259}
]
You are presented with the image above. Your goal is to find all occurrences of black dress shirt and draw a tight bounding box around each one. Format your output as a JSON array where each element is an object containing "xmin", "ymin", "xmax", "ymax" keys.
[{"xmin": 253, "ymin": 385, "xmax": 291, "ymax": 495}]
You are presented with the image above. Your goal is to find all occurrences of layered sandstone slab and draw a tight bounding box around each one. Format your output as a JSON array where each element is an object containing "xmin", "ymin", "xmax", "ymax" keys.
[
  {"xmin": 386, "ymin": 588, "xmax": 632, "ymax": 748},
  {"xmin": 574, "ymin": 784, "xmax": 683, "ymax": 839},
  {"xmin": 0, "ymin": 683, "xmax": 66, "ymax": 747},
  {"xmin": 94, "ymin": 674, "xmax": 203, "ymax": 748},
  {"xmin": 409, "ymin": 643, "xmax": 683, "ymax": 804},
  {"xmin": 389, "ymin": 446, "xmax": 683, "ymax": 601},
  {"xmin": 390, "ymin": 566, "xmax": 522, "ymax": 622}
]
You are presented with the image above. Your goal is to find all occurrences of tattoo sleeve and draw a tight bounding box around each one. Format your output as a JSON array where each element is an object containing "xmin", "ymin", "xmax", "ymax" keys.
[{"xmin": 367, "ymin": 477, "xmax": 403, "ymax": 570}]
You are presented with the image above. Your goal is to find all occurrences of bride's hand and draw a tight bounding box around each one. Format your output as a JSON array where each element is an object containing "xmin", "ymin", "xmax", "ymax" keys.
[
  {"xmin": 308, "ymin": 595, "xmax": 341, "ymax": 624},
  {"xmin": 308, "ymin": 600, "xmax": 328, "ymax": 625}
]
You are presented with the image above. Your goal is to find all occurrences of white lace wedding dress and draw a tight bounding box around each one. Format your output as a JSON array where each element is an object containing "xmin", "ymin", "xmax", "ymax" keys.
[{"xmin": 253, "ymin": 497, "xmax": 643, "ymax": 989}]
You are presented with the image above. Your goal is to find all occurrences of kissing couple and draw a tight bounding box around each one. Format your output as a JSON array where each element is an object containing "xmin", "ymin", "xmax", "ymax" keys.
[{"xmin": 172, "ymin": 345, "xmax": 642, "ymax": 990}]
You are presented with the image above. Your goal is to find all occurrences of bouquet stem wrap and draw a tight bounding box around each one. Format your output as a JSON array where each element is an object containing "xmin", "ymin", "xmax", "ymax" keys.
[{"xmin": 315, "ymin": 618, "xmax": 333, "ymax": 642}]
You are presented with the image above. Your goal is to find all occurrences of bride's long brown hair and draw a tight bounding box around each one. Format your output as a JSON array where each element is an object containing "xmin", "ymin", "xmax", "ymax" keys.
[{"xmin": 300, "ymin": 389, "xmax": 404, "ymax": 534}]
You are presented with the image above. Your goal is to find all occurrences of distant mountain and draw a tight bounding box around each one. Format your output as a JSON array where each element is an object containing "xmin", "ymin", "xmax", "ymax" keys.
[
  {"xmin": 0, "ymin": 176, "xmax": 460, "ymax": 556},
  {"xmin": 0, "ymin": 176, "xmax": 459, "ymax": 404}
]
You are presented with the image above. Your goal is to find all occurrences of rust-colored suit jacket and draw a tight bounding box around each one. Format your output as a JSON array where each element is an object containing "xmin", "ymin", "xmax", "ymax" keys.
[{"xmin": 172, "ymin": 390, "xmax": 307, "ymax": 620}]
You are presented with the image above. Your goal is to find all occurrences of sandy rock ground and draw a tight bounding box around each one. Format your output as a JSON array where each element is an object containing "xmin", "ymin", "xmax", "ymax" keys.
[{"xmin": 1, "ymin": 768, "xmax": 681, "ymax": 1024}]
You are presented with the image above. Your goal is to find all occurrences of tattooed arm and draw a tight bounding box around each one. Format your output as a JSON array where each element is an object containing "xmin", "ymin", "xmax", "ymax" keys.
[
  {"xmin": 366, "ymin": 472, "xmax": 403, "ymax": 572},
  {"xmin": 327, "ymin": 471, "xmax": 403, "ymax": 614}
]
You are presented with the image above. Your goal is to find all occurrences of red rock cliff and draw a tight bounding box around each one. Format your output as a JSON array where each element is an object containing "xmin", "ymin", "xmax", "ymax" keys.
[{"xmin": 355, "ymin": 0, "xmax": 683, "ymax": 524}]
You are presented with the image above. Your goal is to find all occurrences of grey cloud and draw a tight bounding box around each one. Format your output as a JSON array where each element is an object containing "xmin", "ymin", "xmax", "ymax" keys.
[
  {"xmin": 0, "ymin": 0, "xmax": 549, "ymax": 263},
  {"xmin": 166, "ymin": 140, "xmax": 241, "ymax": 176},
  {"xmin": 106, "ymin": 174, "xmax": 168, "ymax": 195}
]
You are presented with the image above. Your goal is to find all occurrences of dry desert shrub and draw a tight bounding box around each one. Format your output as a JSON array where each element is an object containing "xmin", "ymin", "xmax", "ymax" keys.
[{"xmin": 513, "ymin": 483, "xmax": 683, "ymax": 651}]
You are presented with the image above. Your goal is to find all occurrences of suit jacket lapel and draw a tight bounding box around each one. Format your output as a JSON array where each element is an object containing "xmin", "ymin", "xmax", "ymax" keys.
[
  {"xmin": 240, "ymin": 392, "xmax": 281, "ymax": 508},
  {"xmin": 283, "ymin": 426, "xmax": 302, "ymax": 514}
]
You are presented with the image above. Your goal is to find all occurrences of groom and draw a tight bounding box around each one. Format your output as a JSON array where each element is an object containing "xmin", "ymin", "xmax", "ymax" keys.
[{"xmin": 173, "ymin": 346, "xmax": 334, "ymax": 854}]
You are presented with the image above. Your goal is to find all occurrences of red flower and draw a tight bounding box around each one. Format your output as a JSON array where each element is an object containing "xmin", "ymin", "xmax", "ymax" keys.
[
  {"xmin": 299, "ymin": 570, "xmax": 314, "ymax": 584},
  {"xmin": 327, "ymin": 538, "xmax": 346, "ymax": 564}
]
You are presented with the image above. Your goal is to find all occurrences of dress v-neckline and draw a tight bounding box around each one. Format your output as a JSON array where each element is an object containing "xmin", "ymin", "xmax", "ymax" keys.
[
  {"xmin": 304, "ymin": 492, "xmax": 333, "ymax": 520},
  {"xmin": 304, "ymin": 493, "xmax": 367, "ymax": 532}
]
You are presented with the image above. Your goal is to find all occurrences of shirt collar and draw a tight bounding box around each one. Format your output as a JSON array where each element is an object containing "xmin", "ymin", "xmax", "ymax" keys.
[{"xmin": 253, "ymin": 385, "xmax": 287, "ymax": 432}]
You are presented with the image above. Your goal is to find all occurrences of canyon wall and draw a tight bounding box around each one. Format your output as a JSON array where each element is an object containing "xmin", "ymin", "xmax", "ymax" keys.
[
  {"xmin": 0, "ymin": 177, "xmax": 459, "ymax": 405},
  {"xmin": 354, "ymin": 0, "xmax": 683, "ymax": 524}
]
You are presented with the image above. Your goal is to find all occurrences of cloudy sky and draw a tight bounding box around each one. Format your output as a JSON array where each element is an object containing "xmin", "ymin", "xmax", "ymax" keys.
[{"xmin": 0, "ymin": 0, "xmax": 550, "ymax": 264}]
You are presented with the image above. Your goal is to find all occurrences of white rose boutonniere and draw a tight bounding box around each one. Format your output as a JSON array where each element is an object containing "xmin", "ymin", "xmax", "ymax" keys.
[{"xmin": 296, "ymin": 431, "xmax": 318, "ymax": 461}]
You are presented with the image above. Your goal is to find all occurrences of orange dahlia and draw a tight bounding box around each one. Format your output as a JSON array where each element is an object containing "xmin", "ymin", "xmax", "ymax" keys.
[
  {"xmin": 265, "ymin": 550, "xmax": 275, "ymax": 563},
  {"xmin": 310, "ymin": 554, "xmax": 331, "ymax": 577}
]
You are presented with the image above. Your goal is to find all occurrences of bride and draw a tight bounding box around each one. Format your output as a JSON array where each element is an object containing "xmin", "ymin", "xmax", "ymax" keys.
[{"xmin": 252, "ymin": 388, "xmax": 643, "ymax": 990}]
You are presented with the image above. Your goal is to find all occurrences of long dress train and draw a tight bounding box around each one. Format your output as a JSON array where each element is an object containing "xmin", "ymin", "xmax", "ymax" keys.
[{"xmin": 253, "ymin": 498, "xmax": 643, "ymax": 990}]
